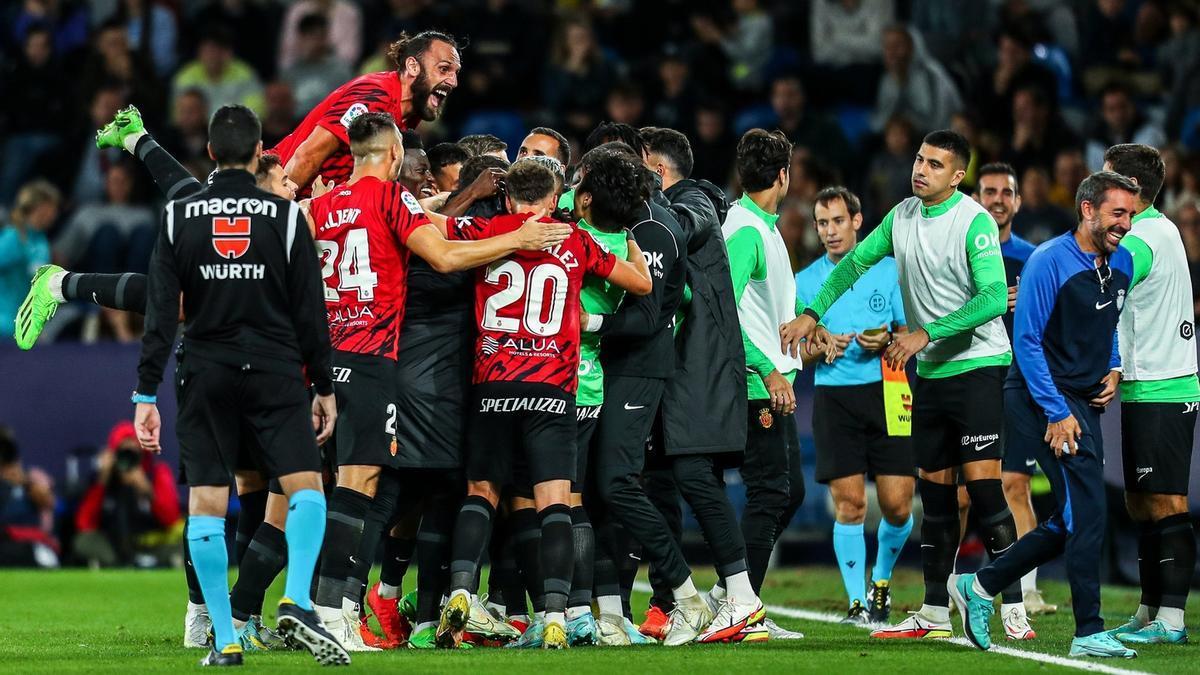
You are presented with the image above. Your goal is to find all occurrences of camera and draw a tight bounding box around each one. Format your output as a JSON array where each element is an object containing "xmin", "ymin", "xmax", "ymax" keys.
[{"xmin": 115, "ymin": 448, "xmax": 140, "ymax": 472}]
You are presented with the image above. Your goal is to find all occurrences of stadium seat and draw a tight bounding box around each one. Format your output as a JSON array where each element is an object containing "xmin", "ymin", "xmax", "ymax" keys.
[
  {"xmin": 1032, "ymin": 43, "xmax": 1076, "ymax": 104},
  {"xmin": 1181, "ymin": 107, "xmax": 1200, "ymax": 151},
  {"xmin": 834, "ymin": 105, "xmax": 873, "ymax": 150}
]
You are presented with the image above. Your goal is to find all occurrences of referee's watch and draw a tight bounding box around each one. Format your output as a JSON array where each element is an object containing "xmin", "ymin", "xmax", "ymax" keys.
[{"xmin": 131, "ymin": 392, "xmax": 157, "ymax": 405}]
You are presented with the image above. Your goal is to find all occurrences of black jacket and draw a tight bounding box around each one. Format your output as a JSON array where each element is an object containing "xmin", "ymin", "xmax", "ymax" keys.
[
  {"xmin": 597, "ymin": 199, "xmax": 688, "ymax": 379},
  {"xmin": 137, "ymin": 170, "xmax": 333, "ymax": 396},
  {"xmin": 659, "ymin": 180, "xmax": 747, "ymax": 456}
]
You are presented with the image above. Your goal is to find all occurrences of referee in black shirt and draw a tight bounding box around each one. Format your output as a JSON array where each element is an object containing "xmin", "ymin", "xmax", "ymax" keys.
[{"xmin": 132, "ymin": 104, "xmax": 348, "ymax": 666}]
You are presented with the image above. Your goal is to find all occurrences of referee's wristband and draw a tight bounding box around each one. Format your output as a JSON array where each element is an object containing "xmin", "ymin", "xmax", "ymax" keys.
[{"xmin": 131, "ymin": 392, "xmax": 157, "ymax": 405}]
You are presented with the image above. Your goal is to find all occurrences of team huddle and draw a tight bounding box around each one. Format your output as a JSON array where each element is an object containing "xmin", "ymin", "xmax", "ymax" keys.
[{"xmin": 12, "ymin": 29, "xmax": 1198, "ymax": 667}]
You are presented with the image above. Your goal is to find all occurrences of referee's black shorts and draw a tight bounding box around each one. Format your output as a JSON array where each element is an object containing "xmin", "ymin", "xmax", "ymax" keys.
[
  {"xmin": 812, "ymin": 382, "xmax": 913, "ymax": 483},
  {"xmin": 175, "ymin": 355, "xmax": 321, "ymax": 487}
]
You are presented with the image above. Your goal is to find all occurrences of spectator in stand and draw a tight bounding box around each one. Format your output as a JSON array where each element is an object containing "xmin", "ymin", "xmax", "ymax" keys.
[
  {"xmin": 172, "ymin": 25, "xmax": 264, "ymax": 117},
  {"xmin": 158, "ymin": 88, "xmax": 211, "ymax": 168},
  {"xmin": 1010, "ymin": 165, "xmax": 1072, "ymax": 243},
  {"xmin": 690, "ymin": 102, "xmax": 735, "ymax": 187},
  {"xmin": 0, "ymin": 25, "xmax": 68, "ymax": 205},
  {"xmin": 871, "ymin": 25, "xmax": 963, "ymax": 135},
  {"xmin": 0, "ymin": 181, "xmax": 58, "ymax": 342},
  {"xmin": 1001, "ymin": 84, "xmax": 1079, "ymax": 176},
  {"xmin": 971, "ymin": 28, "xmax": 1060, "ymax": 134},
  {"xmin": 1048, "ymin": 147, "xmax": 1088, "ymax": 212},
  {"xmin": 1173, "ymin": 203, "xmax": 1200, "ymax": 316},
  {"xmin": 9, "ymin": 0, "xmax": 90, "ymax": 57},
  {"xmin": 605, "ymin": 81, "xmax": 646, "ymax": 128},
  {"xmin": 950, "ymin": 111, "xmax": 984, "ymax": 192},
  {"xmin": 807, "ymin": 0, "xmax": 890, "ymax": 103},
  {"xmin": 1160, "ymin": 147, "xmax": 1200, "ymax": 214},
  {"xmin": 278, "ymin": 0, "xmax": 362, "ymax": 72},
  {"xmin": 648, "ymin": 46, "xmax": 697, "ymax": 131},
  {"xmin": 281, "ymin": 13, "xmax": 354, "ymax": 117},
  {"xmin": 427, "ymin": 142, "xmax": 470, "ymax": 192},
  {"xmin": 73, "ymin": 421, "xmax": 182, "ymax": 568},
  {"xmin": 71, "ymin": 85, "xmax": 127, "ymax": 205},
  {"xmin": 0, "ymin": 427, "xmax": 59, "ymax": 568},
  {"xmin": 260, "ymin": 81, "xmax": 297, "ymax": 150},
  {"xmin": 114, "ymin": 0, "xmax": 178, "ymax": 78},
  {"xmin": 78, "ymin": 19, "xmax": 165, "ymax": 128},
  {"xmin": 189, "ymin": 0, "xmax": 282, "ymax": 79},
  {"xmin": 865, "ymin": 116, "xmax": 916, "ymax": 224},
  {"xmin": 1078, "ymin": 0, "xmax": 1148, "ymax": 95},
  {"xmin": 542, "ymin": 15, "xmax": 617, "ymax": 135},
  {"xmin": 691, "ymin": 0, "xmax": 773, "ymax": 92},
  {"xmin": 769, "ymin": 75, "xmax": 852, "ymax": 178},
  {"xmin": 1084, "ymin": 82, "xmax": 1167, "ymax": 171},
  {"xmin": 909, "ymin": 0, "xmax": 992, "ymax": 67}
]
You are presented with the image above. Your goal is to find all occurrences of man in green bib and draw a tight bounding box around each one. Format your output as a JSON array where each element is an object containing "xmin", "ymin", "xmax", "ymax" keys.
[{"xmin": 782, "ymin": 130, "xmax": 1020, "ymax": 640}]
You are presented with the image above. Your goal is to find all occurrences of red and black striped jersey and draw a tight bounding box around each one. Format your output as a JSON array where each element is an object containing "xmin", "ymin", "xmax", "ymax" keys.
[
  {"xmin": 270, "ymin": 71, "xmax": 410, "ymax": 195},
  {"xmin": 449, "ymin": 214, "xmax": 617, "ymax": 393},
  {"xmin": 308, "ymin": 176, "xmax": 430, "ymax": 360}
]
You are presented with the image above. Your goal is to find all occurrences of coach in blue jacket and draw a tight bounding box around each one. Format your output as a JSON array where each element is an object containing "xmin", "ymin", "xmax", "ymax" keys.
[{"xmin": 949, "ymin": 171, "xmax": 1143, "ymax": 659}]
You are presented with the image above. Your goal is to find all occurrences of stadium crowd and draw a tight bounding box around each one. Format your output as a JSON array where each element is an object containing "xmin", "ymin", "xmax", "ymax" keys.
[
  {"xmin": 5, "ymin": 0, "xmax": 1200, "ymax": 342},
  {"xmin": 1, "ymin": 0, "xmax": 1199, "ymax": 666}
]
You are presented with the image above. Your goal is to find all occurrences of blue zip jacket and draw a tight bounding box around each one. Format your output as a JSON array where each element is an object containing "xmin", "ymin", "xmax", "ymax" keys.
[{"xmin": 1007, "ymin": 232, "xmax": 1132, "ymax": 422}]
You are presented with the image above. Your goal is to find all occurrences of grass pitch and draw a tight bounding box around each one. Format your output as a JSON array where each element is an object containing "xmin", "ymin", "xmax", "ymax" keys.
[{"xmin": 0, "ymin": 565, "xmax": 1191, "ymax": 673}]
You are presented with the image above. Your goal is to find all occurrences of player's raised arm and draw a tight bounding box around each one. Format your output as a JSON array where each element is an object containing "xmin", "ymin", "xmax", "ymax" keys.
[
  {"xmin": 408, "ymin": 216, "xmax": 570, "ymax": 273},
  {"xmin": 284, "ymin": 125, "xmax": 341, "ymax": 191},
  {"xmin": 600, "ymin": 232, "xmax": 653, "ymax": 296}
]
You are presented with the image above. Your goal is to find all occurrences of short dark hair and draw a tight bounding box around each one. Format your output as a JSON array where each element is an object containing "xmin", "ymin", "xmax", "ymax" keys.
[
  {"xmin": 640, "ymin": 127, "xmax": 694, "ymax": 178},
  {"xmin": 736, "ymin": 129, "xmax": 792, "ymax": 192},
  {"xmin": 400, "ymin": 129, "xmax": 423, "ymax": 152},
  {"xmin": 585, "ymin": 121, "xmax": 644, "ymax": 156},
  {"xmin": 199, "ymin": 24, "xmax": 234, "ymax": 50},
  {"xmin": 459, "ymin": 154, "xmax": 509, "ymax": 187},
  {"xmin": 1075, "ymin": 170, "xmax": 1141, "ymax": 220},
  {"xmin": 814, "ymin": 186, "xmax": 861, "ymax": 219},
  {"xmin": 0, "ymin": 427, "xmax": 16, "ymax": 467},
  {"xmin": 921, "ymin": 129, "xmax": 972, "ymax": 169},
  {"xmin": 427, "ymin": 142, "xmax": 469, "ymax": 172},
  {"xmin": 1103, "ymin": 143, "xmax": 1165, "ymax": 204},
  {"xmin": 458, "ymin": 133, "xmax": 507, "ymax": 158},
  {"xmin": 977, "ymin": 162, "xmax": 1020, "ymax": 192},
  {"xmin": 582, "ymin": 141, "xmax": 639, "ymax": 165},
  {"xmin": 1099, "ymin": 80, "xmax": 1133, "ymax": 102},
  {"xmin": 528, "ymin": 126, "xmax": 571, "ymax": 166},
  {"xmin": 254, "ymin": 153, "xmax": 281, "ymax": 182},
  {"xmin": 576, "ymin": 151, "xmax": 652, "ymax": 231},
  {"xmin": 505, "ymin": 160, "xmax": 557, "ymax": 204},
  {"xmin": 387, "ymin": 30, "xmax": 462, "ymax": 69},
  {"xmin": 297, "ymin": 12, "xmax": 328, "ymax": 35},
  {"xmin": 348, "ymin": 112, "xmax": 400, "ymax": 157},
  {"xmin": 208, "ymin": 104, "xmax": 261, "ymax": 165}
]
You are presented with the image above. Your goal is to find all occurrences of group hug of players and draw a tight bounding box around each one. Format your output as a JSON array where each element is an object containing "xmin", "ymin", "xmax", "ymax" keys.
[{"xmin": 12, "ymin": 30, "xmax": 1198, "ymax": 666}]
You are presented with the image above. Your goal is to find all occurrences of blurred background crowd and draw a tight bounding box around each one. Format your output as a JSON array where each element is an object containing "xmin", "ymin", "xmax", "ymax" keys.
[{"xmin": 2, "ymin": 0, "xmax": 1199, "ymax": 568}]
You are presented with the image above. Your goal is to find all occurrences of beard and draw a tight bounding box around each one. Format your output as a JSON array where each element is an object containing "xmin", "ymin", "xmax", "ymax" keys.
[{"xmin": 410, "ymin": 69, "xmax": 441, "ymax": 122}]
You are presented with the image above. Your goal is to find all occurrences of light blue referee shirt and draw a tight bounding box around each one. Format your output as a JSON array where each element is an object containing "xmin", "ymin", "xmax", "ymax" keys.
[{"xmin": 795, "ymin": 253, "xmax": 906, "ymax": 387}]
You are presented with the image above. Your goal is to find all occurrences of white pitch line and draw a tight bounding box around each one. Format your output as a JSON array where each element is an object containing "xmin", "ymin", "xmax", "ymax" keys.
[{"xmin": 631, "ymin": 582, "xmax": 1146, "ymax": 675}]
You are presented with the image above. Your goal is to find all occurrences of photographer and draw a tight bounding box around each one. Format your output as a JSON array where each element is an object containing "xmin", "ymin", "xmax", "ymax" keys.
[
  {"xmin": 0, "ymin": 427, "xmax": 59, "ymax": 567},
  {"xmin": 74, "ymin": 421, "xmax": 182, "ymax": 567}
]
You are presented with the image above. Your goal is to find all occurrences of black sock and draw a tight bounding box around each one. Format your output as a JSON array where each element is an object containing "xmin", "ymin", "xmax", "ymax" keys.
[
  {"xmin": 315, "ymin": 486, "xmax": 372, "ymax": 608},
  {"xmin": 591, "ymin": 518, "xmax": 621, "ymax": 608},
  {"xmin": 235, "ymin": 489, "xmax": 268, "ymax": 565},
  {"xmin": 230, "ymin": 523, "xmax": 287, "ymax": 621},
  {"xmin": 380, "ymin": 533, "xmax": 417, "ymax": 589},
  {"xmin": 1138, "ymin": 520, "xmax": 1163, "ymax": 609},
  {"xmin": 616, "ymin": 523, "xmax": 641, "ymax": 620},
  {"xmin": 344, "ymin": 472, "xmax": 400, "ymax": 605},
  {"xmin": 62, "ymin": 272, "xmax": 148, "ymax": 312},
  {"xmin": 182, "ymin": 520, "xmax": 204, "ymax": 604},
  {"xmin": 415, "ymin": 487, "xmax": 457, "ymax": 624},
  {"xmin": 449, "ymin": 495, "xmax": 495, "ymax": 594},
  {"xmin": 511, "ymin": 507, "xmax": 545, "ymax": 613},
  {"xmin": 1156, "ymin": 513, "xmax": 1195, "ymax": 611},
  {"xmin": 568, "ymin": 506, "xmax": 594, "ymax": 610},
  {"xmin": 134, "ymin": 134, "xmax": 203, "ymax": 201},
  {"xmin": 918, "ymin": 479, "xmax": 960, "ymax": 608},
  {"xmin": 965, "ymin": 479, "xmax": 1022, "ymax": 605},
  {"xmin": 539, "ymin": 504, "xmax": 574, "ymax": 615}
]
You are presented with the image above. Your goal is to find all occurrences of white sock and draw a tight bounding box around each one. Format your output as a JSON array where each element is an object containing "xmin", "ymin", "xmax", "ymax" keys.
[
  {"xmin": 378, "ymin": 582, "xmax": 400, "ymax": 599},
  {"xmin": 122, "ymin": 130, "xmax": 147, "ymax": 155},
  {"xmin": 535, "ymin": 610, "xmax": 545, "ymax": 622},
  {"xmin": 188, "ymin": 601, "xmax": 207, "ymax": 611},
  {"xmin": 232, "ymin": 618, "xmax": 247, "ymax": 631},
  {"xmin": 48, "ymin": 271, "xmax": 67, "ymax": 303},
  {"xmin": 919, "ymin": 604, "xmax": 950, "ymax": 623},
  {"xmin": 724, "ymin": 571, "xmax": 756, "ymax": 606},
  {"xmin": 414, "ymin": 620, "xmax": 436, "ymax": 633},
  {"xmin": 672, "ymin": 576, "xmax": 699, "ymax": 602},
  {"xmin": 1156, "ymin": 607, "xmax": 1184, "ymax": 630},
  {"xmin": 1135, "ymin": 604, "xmax": 1156, "ymax": 623},
  {"xmin": 316, "ymin": 604, "xmax": 343, "ymax": 627},
  {"xmin": 597, "ymin": 595, "xmax": 623, "ymax": 617},
  {"xmin": 1001, "ymin": 602, "xmax": 1025, "ymax": 617},
  {"xmin": 972, "ymin": 575, "xmax": 995, "ymax": 601},
  {"xmin": 1019, "ymin": 569, "xmax": 1037, "ymax": 594},
  {"xmin": 566, "ymin": 605, "xmax": 590, "ymax": 621},
  {"xmin": 709, "ymin": 583, "xmax": 727, "ymax": 601},
  {"xmin": 546, "ymin": 611, "xmax": 565, "ymax": 627}
]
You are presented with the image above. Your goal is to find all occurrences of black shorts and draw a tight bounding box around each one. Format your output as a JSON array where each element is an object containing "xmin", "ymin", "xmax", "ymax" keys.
[
  {"xmin": 1121, "ymin": 401, "xmax": 1198, "ymax": 495},
  {"xmin": 393, "ymin": 316, "xmax": 472, "ymax": 469},
  {"xmin": 812, "ymin": 382, "xmax": 914, "ymax": 483},
  {"xmin": 1001, "ymin": 426, "xmax": 1040, "ymax": 476},
  {"xmin": 912, "ymin": 366, "xmax": 1006, "ymax": 472},
  {"xmin": 326, "ymin": 351, "xmax": 399, "ymax": 469},
  {"xmin": 175, "ymin": 355, "xmax": 321, "ymax": 487},
  {"xmin": 466, "ymin": 381, "xmax": 577, "ymax": 491},
  {"xmin": 573, "ymin": 405, "xmax": 602, "ymax": 493}
]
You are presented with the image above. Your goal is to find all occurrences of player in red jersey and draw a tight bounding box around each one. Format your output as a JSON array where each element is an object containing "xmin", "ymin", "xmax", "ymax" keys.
[
  {"xmin": 302, "ymin": 113, "xmax": 572, "ymax": 650},
  {"xmin": 436, "ymin": 159, "xmax": 652, "ymax": 649},
  {"xmin": 272, "ymin": 31, "xmax": 461, "ymax": 193}
]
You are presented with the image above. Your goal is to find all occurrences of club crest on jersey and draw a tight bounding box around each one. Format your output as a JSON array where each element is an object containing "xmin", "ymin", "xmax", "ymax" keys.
[
  {"xmin": 211, "ymin": 216, "xmax": 251, "ymax": 259},
  {"xmin": 758, "ymin": 408, "xmax": 773, "ymax": 429},
  {"xmin": 340, "ymin": 102, "xmax": 368, "ymax": 129}
]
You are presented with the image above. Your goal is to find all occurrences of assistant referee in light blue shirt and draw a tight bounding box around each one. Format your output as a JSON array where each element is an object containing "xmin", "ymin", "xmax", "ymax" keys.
[{"xmin": 795, "ymin": 187, "xmax": 914, "ymax": 625}]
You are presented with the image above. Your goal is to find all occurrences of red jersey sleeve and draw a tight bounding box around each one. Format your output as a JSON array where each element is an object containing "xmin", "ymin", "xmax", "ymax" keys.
[
  {"xmin": 382, "ymin": 182, "xmax": 432, "ymax": 244},
  {"xmin": 579, "ymin": 229, "xmax": 618, "ymax": 278},
  {"xmin": 445, "ymin": 216, "xmax": 498, "ymax": 241},
  {"xmin": 317, "ymin": 78, "xmax": 398, "ymax": 144}
]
